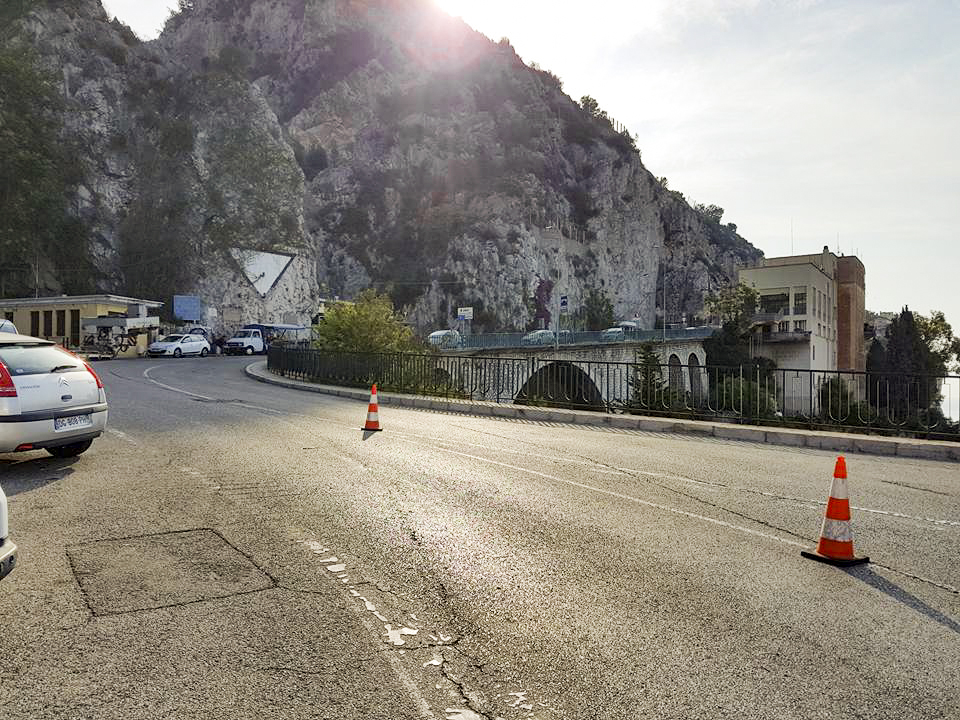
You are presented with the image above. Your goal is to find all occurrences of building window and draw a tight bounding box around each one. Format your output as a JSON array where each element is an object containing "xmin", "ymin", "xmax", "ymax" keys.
[
  {"xmin": 759, "ymin": 293, "xmax": 789, "ymax": 314},
  {"xmin": 43, "ymin": 310, "xmax": 53, "ymax": 337},
  {"xmin": 793, "ymin": 292, "xmax": 807, "ymax": 316},
  {"xmin": 778, "ymin": 321, "xmax": 789, "ymax": 333},
  {"xmin": 56, "ymin": 309, "xmax": 66, "ymax": 338},
  {"xmin": 794, "ymin": 320, "xmax": 806, "ymax": 332},
  {"xmin": 3, "ymin": 312, "xmax": 12, "ymax": 321},
  {"xmin": 31, "ymin": 311, "xmax": 40, "ymax": 336},
  {"xmin": 70, "ymin": 309, "xmax": 81, "ymax": 347},
  {"xmin": 813, "ymin": 346, "xmax": 816, "ymax": 361}
]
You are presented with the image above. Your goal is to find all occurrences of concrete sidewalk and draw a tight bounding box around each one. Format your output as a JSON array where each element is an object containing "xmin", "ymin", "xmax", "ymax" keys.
[{"xmin": 245, "ymin": 361, "xmax": 960, "ymax": 463}]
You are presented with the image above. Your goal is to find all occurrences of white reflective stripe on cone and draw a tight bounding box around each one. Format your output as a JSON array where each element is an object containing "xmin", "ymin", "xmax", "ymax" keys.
[
  {"xmin": 829, "ymin": 476, "xmax": 849, "ymax": 500},
  {"xmin": 821, "ymin": 518, "xmax": 853, "ymax": 543},
  {"xmin": 367, "ymin": 412, "xmax": 379, "ymax": 421}
]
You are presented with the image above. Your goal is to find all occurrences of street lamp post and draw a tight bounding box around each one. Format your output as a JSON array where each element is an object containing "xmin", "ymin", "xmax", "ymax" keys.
[{"xmin": 662, "ymin": 258, "xmax": 666, "ymax": 345}]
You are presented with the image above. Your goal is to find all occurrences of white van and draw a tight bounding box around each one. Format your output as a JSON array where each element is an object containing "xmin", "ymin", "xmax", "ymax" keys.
[{"xmin": 428, "ymin": 330, "xmax": 462, "ymax": 349}]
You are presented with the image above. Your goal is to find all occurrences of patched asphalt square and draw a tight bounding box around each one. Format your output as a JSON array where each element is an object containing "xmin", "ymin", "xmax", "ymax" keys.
[{"xmin": 68, "ymin": 529, "xmax": 273, "ymax": 616}]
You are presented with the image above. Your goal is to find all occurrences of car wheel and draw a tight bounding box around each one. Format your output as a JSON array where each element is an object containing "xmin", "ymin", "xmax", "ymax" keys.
[
  {"xmin": 46, "ymin": 439, "xmax": 93, "ymax": 458},
  {"xmin": 245, "ymin": 346, "xmax": 254, "ymax": 355},
  {"xmin": 173, "ymin": 348, "xmax": 182, "ymax": 358},
  {"xmin": 200, "ymin": 347, "xmax": 208, "ymax": 357}
]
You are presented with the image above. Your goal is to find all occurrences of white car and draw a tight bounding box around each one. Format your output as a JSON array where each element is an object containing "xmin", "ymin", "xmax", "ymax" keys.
[
  {"xmin": 0, "ymin": 334, "xmax": 108, "ymax": 457},
  {"xmin": 521, "ymin": 329, "xmax": 556, "ymax": 346},
  {"xmin": 147, "ymin": 334, "xmax": 211, "ymax": 358},
  {"xmin": 427, "ymin": 329, "xmax": 462, "ymax": 349},
  {"xmin": 0, "ymin": 485, "xmax": 15, "ymax": 581},
  {"xmin": 0, "ymin": 319, "xmax": 17, "ymax": 334}
]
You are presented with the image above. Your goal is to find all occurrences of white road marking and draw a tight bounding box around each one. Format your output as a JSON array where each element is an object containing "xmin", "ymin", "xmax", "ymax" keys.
[
  {"xmin": 143, "ymin": 366, "xmax": 214, "ymax": 400},
  {"xmin": 297, "ymin": 540, "xmax": 437, "ymax": 718},
  {"xmin": 142, "ymin": 366, "xmax": 286, "ymax": 414},
  {"xmin": 105, "ymin": 428, "xmax": 140, "ymax": 446},
  {"xmin": 394, "ymin": 438, "xmax": 807, "ymax": 549},
  {"xmin": 616, "ymin": 468, "xmax": 960, "ymax": 527},
  {"xmin": 394, "ymin": 431, "xmax": 628, "ymax": 474}
]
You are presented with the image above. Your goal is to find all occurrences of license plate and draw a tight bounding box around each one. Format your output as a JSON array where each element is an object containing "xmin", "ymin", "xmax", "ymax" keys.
[{"xmin": 54, "ymin": 414, "xmax": 93, "ymax": 432}]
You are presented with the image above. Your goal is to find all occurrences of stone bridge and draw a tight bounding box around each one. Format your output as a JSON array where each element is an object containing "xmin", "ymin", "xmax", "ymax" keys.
[{"xmin": 440, "ymin": 338, "xmax": 711, "ymax": 408}]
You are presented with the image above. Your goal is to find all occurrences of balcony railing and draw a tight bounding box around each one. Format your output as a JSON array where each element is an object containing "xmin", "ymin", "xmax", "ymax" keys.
[{"xmin": 759, "ymin": 331, "xmax": 812, "ymax": 343}]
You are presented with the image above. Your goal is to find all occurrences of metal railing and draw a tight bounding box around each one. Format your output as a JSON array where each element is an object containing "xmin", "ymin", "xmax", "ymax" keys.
[
  {"xmin": 452, "ymin": 326, "xmax": 717, "ymax": 351},
  {"xmin": 267, "ymin": 347, "xmax": 960, "ymax": 441}
]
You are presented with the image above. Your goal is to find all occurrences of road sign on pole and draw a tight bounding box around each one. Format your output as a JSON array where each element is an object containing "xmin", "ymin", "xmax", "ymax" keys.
[
  {"xmin": 559, "ymin": 295, "xmax": 568, "ymax": 315},
  {"xmin": 457, "ymin": 307, "xmax": 473, "ymax": 321}
]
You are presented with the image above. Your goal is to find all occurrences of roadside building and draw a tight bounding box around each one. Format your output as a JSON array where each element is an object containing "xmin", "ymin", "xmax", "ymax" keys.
[
  {"xmin": 738, "ymin": 246, "xmax": 866, "ymax": 373},
  {"xmin": 738, "ymin": 248, "xmax": 866, "ymax": 415},
  {"xmin": 0, "ymin": 294, "xmax": 163, "ymax": 357}
]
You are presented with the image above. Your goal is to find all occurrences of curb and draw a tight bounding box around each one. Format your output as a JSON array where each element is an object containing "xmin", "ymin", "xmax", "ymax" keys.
[{"xmin": 244, "ymin": 362, "xmax": 960, "ymax": 463}]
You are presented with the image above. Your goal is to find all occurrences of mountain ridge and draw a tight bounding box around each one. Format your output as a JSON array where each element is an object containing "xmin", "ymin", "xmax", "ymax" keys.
[{"xmin": 2, "ymin": 0, "xmax": 762, "ymax": 332}]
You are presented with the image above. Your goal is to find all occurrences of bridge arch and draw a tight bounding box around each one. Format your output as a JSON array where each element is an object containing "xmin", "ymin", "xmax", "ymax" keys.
[
  {"xmin": 688, "ymin": 353, "xmax": 705, "ymax": 404},
  {"xmin": 515, "ymin": 361, "xmax": 605, "ymax": 411},
  {"xmin": 668, "ymin": 354, "xmax": 683, "ymax": 394}
]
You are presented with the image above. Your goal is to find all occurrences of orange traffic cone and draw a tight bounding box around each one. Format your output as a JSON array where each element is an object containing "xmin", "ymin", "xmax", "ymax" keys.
[
  {"xmin": 801, "ymin": 456, "xmax": 869, "ymax": 566},
  {"xmin": 362, "ymin": 384, "xmax": 382, "ymax": 432}
]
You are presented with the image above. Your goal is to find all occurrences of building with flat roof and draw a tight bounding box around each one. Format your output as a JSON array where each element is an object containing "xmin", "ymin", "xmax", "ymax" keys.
[
  {"xmin": 0, "ymin": 294, "xmax": 163, "ymax": 356},
  {"xmin": 738, "ymin": 247, "xmax": 866, "ymax": 373}
]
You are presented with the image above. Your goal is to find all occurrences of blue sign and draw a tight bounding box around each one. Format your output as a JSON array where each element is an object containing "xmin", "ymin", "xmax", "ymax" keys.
[{"xmin": 173, "ymin": 295, "xmax": 203, "ymax": 322}]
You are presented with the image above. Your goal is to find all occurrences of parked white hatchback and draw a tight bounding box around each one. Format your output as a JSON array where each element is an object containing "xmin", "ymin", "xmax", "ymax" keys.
[
  {"xmin": 147, "ymin": 333, "xmax": 211, "ymax": 358},
  {"xmin": 0, "ymin": 334, "xmax": 108, "ymax": 457}
]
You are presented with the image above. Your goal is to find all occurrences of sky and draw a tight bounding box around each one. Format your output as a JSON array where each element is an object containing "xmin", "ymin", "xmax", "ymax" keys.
[{"xmin": 103, "ymin": 0, "xmax": 959, "ymax": 329}]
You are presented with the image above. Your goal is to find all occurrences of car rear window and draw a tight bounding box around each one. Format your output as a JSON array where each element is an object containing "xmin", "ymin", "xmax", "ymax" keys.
[{"xmin": 0, "ymin": 344, "xmax": 78, "ymax": 377}]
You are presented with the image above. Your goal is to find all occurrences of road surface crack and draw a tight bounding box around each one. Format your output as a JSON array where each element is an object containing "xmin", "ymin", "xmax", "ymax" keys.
[{"xmin": 440, "ymin": 650, "xmax": 492, "ymax": 720}]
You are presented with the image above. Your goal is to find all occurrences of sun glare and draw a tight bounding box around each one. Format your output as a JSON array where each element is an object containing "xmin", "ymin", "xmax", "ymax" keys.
[{"xmin": 432, "ymin": 0, "xmax": 467, "ymax": 18}]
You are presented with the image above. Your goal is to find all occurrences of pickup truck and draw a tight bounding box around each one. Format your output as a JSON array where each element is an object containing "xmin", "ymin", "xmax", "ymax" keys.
[
  {"xmin": 223, "ymin": 327, "xmax": 266, "ymax": 355},
  {"xmin": 0, "ymin": 485, "xmax": 16, "ymax": 581}
]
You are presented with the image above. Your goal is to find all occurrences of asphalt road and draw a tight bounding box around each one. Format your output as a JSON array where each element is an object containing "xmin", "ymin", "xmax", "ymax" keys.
[{"xmin": 1, "ymin": 356, "xmax": 958, "ymax": 720}]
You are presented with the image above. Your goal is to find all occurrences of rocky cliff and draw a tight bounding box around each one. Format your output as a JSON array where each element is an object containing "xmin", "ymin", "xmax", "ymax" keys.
[{"xmin": 2, "ymin": 0, "xmax": 762, "ymax": 332}]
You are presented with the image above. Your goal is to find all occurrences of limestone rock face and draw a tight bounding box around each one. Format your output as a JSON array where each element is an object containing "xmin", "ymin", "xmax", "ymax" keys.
[{"xmin": 9, "ymin": 0, "xmax": 761, "ymax": 333}]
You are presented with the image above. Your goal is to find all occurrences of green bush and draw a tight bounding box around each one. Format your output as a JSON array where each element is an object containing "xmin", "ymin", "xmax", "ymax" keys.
[{"xmin": 712, "ymin": 377, "xmax": 778, "ymax": 420}]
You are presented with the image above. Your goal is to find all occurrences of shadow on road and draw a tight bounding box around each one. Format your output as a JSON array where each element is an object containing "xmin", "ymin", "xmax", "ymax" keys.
[
  {"xmin": 0, "ymin": 455, "xmax": 78, "ymax": 496},
  {"xmin": 361, "ymin": 430, "xmax": 381, "ymax": 441},
  {"xmin": 844, "ymin": 565, "xmax": 960, "ymax": 635}
]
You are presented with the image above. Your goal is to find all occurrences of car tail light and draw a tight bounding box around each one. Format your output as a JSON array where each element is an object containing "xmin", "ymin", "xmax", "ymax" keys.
[
  {"xmin": 83, "ymin": 361, "xmax": 104, "ymax": 389},
  {"xmin": 0, "ymin": 361, "xmax": 17, "ymax": 397}
]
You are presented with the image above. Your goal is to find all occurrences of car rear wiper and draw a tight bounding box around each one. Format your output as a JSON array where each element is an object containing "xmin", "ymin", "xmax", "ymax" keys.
[{"xmin": 50, "ymin": 364, "xmax": 79, "ymax": 372}]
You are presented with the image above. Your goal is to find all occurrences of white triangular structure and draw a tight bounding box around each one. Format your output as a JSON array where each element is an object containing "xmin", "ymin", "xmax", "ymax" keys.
[{"xmin": 229, "ymin": 249, "xmax": 294, "ymax": 297}]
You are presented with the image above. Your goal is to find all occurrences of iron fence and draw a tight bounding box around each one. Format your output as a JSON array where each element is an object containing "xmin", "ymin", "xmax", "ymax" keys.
[
  {"xmin": 455, "ymin": 327, "xmax": 716, "ymax": 351},
  {"xmin": 268, "ymin": 347, "xmax": 960, "ymax": 441}
]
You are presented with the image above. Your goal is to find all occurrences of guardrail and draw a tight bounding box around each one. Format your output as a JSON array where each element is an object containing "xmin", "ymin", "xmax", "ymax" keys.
[
  {"xmin": 453, "ymin": 326, "xmax": 717, "ymax": 351},
  {"xmin": 267, "ymin": 347, "xmax": 960, "ymax": 440}
]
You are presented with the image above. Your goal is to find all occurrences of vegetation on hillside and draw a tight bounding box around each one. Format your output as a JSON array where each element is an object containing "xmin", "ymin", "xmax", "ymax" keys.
[
  {"xmin": 312, "ymin": 290, "xmax": 421, "ymax": 353},
  {"xmin": 0, "ymin": 47, "xmax": 96, "ymax": 296}
]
